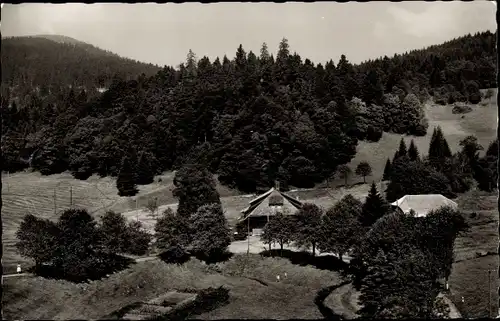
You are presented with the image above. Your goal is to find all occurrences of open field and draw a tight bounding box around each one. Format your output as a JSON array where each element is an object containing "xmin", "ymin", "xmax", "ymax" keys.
[{"xmin": 2, "ymin": 254, "xmax": 343, "ymax": 320}]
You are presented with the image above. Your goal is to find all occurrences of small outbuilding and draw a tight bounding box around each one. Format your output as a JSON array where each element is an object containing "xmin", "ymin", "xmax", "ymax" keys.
[{"xmin": 390, "ymin": 194, "xmax": 458, "ymax": 218}]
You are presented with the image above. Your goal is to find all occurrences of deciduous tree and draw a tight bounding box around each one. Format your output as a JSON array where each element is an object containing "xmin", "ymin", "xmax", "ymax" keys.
[
  {"xmin": 319, "ymin": 195, "xmax": 363, "ymax": 260},
  {"xmin": 355, "ymin": 161, "xmax": 372, "ymax": 183}
]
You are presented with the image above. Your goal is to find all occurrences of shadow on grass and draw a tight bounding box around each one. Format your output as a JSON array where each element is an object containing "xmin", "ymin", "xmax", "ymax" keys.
[
  {"xmin": 29, "ymin": 254, "xmax": 135, "ymax": 283},
  {"xmin": 193, "ymin": 250, "xmax": 234, "ymax": 265},
  {"xmin": 314, "ymin": 281, "xmax": 351, "ymax": 320},
  {"xmin": 158, "ymin": 248, "xmax": 234, "ymax": 265},
  {"xmin": 260, "ymin": 249, "xmax": 351, "ymax": 273}
]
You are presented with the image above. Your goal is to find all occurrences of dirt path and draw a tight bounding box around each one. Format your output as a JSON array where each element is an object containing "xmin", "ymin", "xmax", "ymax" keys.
[{"xmin": 325, "ymin": 283, "xmax": 360, "ymax": 319}]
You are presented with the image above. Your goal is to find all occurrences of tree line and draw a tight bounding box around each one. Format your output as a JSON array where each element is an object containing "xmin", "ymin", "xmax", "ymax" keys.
[
  {"xmin": 2, "ymin": 31, "xmax": 496, "ymax": 193},
  {"xmin": 383, "ymin": 127, "xmax": 498, "ymax": 201}
]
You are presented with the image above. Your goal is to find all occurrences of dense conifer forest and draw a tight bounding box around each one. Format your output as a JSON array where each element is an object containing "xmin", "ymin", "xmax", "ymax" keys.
[{"xmin": 1, "ymin": 31, "xmax": 497, "ymax": 193}]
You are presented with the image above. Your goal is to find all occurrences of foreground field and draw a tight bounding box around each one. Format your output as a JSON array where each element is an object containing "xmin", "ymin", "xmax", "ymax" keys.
[{"xmin": 2, "ymin": 254, "xmax": 343, "ymax": 320}]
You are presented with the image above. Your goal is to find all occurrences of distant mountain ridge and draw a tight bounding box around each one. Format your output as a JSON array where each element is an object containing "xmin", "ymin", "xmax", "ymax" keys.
[{"xmin": 1, "ymin": 34, "xmax": 161, "ymax": 99}]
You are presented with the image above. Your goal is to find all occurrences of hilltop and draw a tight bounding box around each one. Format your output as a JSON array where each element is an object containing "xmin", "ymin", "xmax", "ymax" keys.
[{"xmin": 1, "ymin": 35, "xmax": 161, "ymax": 99}]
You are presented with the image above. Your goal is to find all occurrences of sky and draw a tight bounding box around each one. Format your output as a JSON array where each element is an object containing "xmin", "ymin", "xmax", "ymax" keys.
[{"xmin": 1, "ymin": 2, "xmax": 497, "ymax": 68}]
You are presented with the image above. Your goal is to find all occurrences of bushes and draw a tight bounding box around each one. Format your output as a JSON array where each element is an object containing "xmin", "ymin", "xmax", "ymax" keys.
[
  {"xmin": 452, "ymin": 102, "xmax": 473, "ymax": 114},
  {"xmin": 16, "ymin": 209, "xmax": 147, "ymax": 282}
]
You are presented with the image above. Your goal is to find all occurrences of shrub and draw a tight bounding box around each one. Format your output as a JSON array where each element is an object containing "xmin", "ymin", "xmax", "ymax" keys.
[{"xmin": 452, "ymin": 102, "xmax": 473, "ymax": 114}]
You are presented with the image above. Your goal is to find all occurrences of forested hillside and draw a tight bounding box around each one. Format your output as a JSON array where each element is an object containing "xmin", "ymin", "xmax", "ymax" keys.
[
  {"xmin": 1, "ymin": 31, "xmax": 496, "ymax": 193},
  {"xmin": 1, "ymin": 35, "xmax": 160, "ymax": 101}
]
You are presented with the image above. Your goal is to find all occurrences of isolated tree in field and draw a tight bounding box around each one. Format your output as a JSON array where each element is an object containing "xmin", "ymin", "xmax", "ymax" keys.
[
  {"xmin": 54, "ymin": 209, "xmax": 105, "ymax": 280},
  {"xmin": 16, "ymin": 214, "xmax": 59, "ymax": 268},
  {"xmin": 382, "ymin": 158, "xmax": 392, "ymax": 181},
  {"xmin": 116, "ymin": 154, "xmax": 138, "ymax": 197},
  {"xmin": 261, "ymin": 211, "xmax": 294, "ymax": 254},
  {"xmin": 155, "ymin": 208, "xmax": 191, "ymax": 258},
  {"xmin": 408, "ymin": 139, "xmax": 420, "ymax": 161},
  {"xmin": 337, "ymin": 164, "xmax": 352, "ymax": 187},
  {"xmin": 319, "ymin": 194, "xmax": 363, "ymax": 260},
  {"xmin": 124, "ymin": 220, "xmax": 152, "ymax": 256},
  {"xmin": 146, "ymin": 197, "xmax": 159, "ymax": 218},
  {"xmin": 173, "ymin": 164, "xmax": 221, "ymax": 218},
  {"xmin": 360, "ymin": 182, "xmax": 390, "ymax": 228},
  {"xmin": 188, "ymin": 204, "xmax": 231, "ymax": 260},
  {"xmin": 355, "ymin": 161, "xmax": 372, "ymax": 183},
  {"xmin": 292, "ymin": 203, "xmax": 323, "ymax": 256},
  {"xmin": 99, "ymin": 211, "xmax": 129, "ymax": 253}
]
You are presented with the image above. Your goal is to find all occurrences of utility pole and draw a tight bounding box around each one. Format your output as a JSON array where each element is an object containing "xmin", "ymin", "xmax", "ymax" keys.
[
  {"xmin": 53, "ymin": 188, "xmax": 57, "ymax": 216},
  {"xmin": 489, "ymin": 269, "xmax": 492, "ymax": 318},
  {"xmin": 247, "ymin": 214, "xmax": 250, "ymax": 256}
]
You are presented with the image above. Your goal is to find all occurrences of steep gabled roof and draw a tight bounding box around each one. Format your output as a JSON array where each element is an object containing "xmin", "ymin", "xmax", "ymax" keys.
[
  {"xmin": 239, "ymin": 187, "xmax": 302, "ymax": 221},
  {"xmin": 390, "ymin": 194, "xmax": 458, "ymax": 217}
]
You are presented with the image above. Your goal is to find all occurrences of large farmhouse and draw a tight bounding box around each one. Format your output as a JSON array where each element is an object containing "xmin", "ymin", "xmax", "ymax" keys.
[
  {"xmin": 237, "ymin": 183, "xmax": 302, "ymax": 236},
  {"xmin": 390, "ymin": 194, "xmax": 458, "ymax": 218}
]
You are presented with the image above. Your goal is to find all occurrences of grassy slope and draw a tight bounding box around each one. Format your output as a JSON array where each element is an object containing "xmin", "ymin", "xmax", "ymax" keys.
[
  {"xmin": 449, "ymin": 255, "xmax": 499, "ymax": 319},
  {"xmin": 2, "ymin": 254, "xmax": 343, "ymax": 320}
]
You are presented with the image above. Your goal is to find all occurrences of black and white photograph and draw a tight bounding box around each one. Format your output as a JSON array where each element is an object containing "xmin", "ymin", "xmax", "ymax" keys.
[{"xmin": 1, "ymin": 2, "xmax": 498, "ymax": 319}]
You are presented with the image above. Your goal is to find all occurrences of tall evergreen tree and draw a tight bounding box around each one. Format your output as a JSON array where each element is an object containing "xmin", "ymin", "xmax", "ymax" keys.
[
  {"xmin": 116, "ymin": 153, "xmax": 138, "ymax": 197},
  {"xmin": 408, "ymin": 139, "xmax": 420, "ymax": 161},
  {"xmin": 383, "ymin": 158, "xmax": 392, "ymax": 181},
  {"xmin": 393, "ymin": 138, "xmax": 408, "ymax": 161},
  {"xmin": 360, "ymin": 182, "xmax": 390, "ymax": 228}
]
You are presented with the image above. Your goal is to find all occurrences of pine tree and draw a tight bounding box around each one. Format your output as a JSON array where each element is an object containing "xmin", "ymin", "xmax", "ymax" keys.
[
  {"xmin": 116, "ymin": 154, "xmax": 138, "ymax": 197},
  {"xmin": 408, "ymin": 140, "xmax": 420, "ymax": 161},
  {"xmin": 383, "ymin": 159, "xmax": 392, "ymax": 181},
  {"xmin": 393, "ymin": 138, "xmax": 408, "ymax": 161},
  {"xmin": 360, "ymin": 182, "xmax": 389, "ymax": 227},
  {"xmin": 136, "ymin": 150, "xmax": 157, "ymax": 185}
]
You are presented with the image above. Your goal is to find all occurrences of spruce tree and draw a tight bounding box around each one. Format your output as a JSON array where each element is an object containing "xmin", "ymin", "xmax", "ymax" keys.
[
  {"xmin": 382, "ymin": 159, "xmax": 392, "ymax": 181},
  {"xmin": 437, "ymin": 127, "xmax": 452, "ymax": 158},
  {"xmin": 116, "ymin": 154, "xmax": 138, "ymax": 197},
  {"xmin": 428, "ymin": 127, "xmax": 439, "ymax": 158},
  {"xmin": 360, "ymin": 182, "xmax": 389, "ymax": 228},
  {"xmin": 393, "ymin": 138, "xmax": 408, "ymax": 161},
  {"xmin": 408, "ymin": 139, "xmax": 420, "ymax": 161},
  {"xmin": 136, "ymin": 150, "xmax": 156, "ymax": 185}
]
